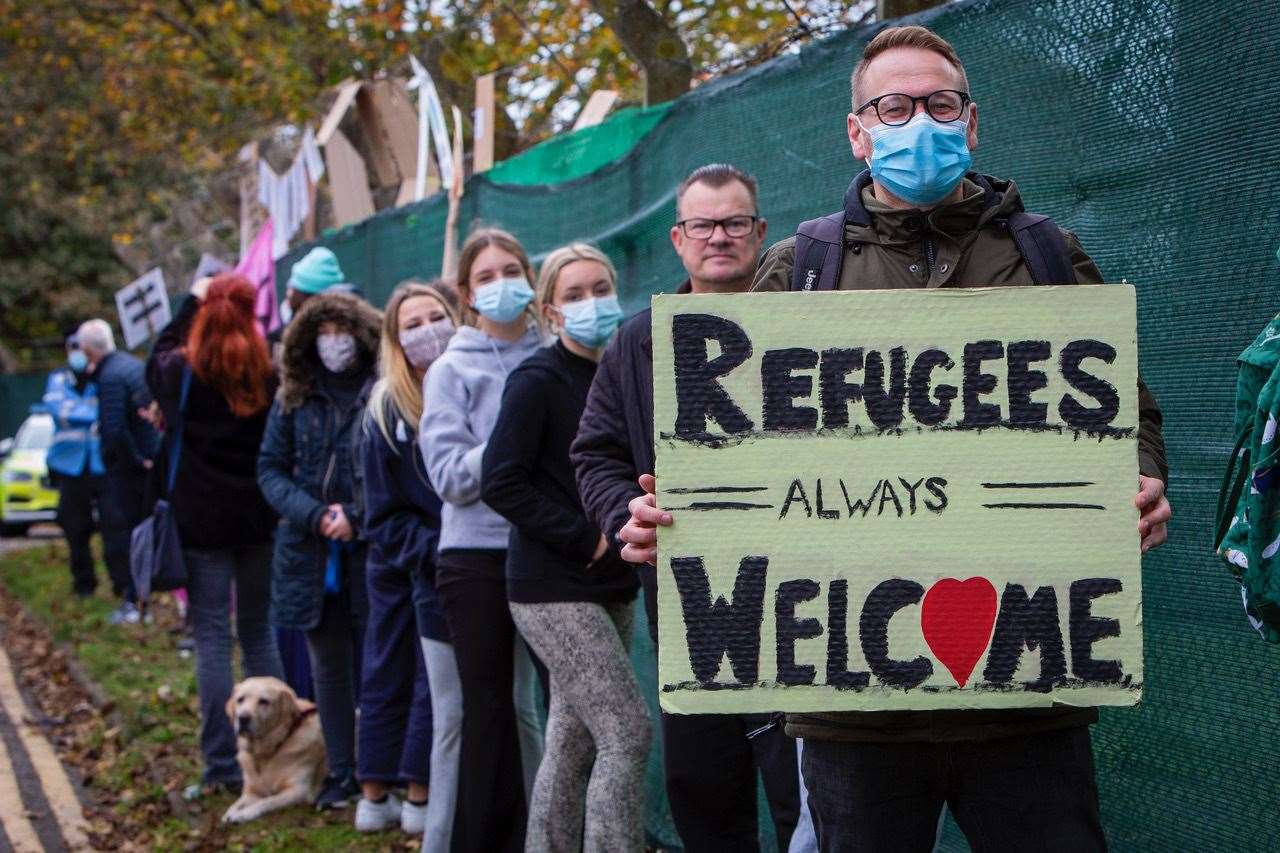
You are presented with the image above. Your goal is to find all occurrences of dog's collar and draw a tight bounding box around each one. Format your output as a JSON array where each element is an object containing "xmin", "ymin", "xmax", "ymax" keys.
[{"xmin": 284, "ymin": 706, "xmax": 317, "ymax": 743}]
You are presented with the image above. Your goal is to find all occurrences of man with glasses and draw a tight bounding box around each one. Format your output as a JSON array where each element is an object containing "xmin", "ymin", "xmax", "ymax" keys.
[
  {"xmin": 573, "ymin": 163, "xmax": 802, "ymax": 851},
  {"xmin": 618, "ymin": 26, "xmax": 1171, "ymax": 852}
]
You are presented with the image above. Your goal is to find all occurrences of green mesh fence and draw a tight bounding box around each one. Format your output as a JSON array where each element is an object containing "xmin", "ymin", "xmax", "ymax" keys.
[
  {"xmin": 0, "ymin": 374, "xmax": 46, "ymax": 441},
  {"xmin": 281, "ymin": 0, "xmax": 1280, "ymax": 848}
]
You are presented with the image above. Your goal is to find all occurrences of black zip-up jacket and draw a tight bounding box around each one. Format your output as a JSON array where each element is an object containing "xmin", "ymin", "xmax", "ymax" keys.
[
  {"xmin": 570, "ymin": 282, "xmax": 691, "ymax": 635},
  {"xmin": 483, "ymin": 341, "xmax": 637, "ymax": 605}
]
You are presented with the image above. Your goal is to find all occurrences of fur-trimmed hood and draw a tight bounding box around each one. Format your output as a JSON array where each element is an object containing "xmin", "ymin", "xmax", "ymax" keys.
[{"xmin": 279, "ymin": 292, "xmax": 382, "ymax": 413}]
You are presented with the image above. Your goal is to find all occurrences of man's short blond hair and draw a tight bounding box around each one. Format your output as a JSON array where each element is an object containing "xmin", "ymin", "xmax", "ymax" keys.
[{"xmin": 851, "ymin": 26, "xmax": 969, "ymax": 110}]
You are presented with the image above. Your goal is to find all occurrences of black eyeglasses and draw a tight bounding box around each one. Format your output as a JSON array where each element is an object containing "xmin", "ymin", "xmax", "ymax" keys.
[
  {"xmin": 854, "ymin": 89, "xmax": 970, "ymax": 127},
  {"xmin": 675, "ymin": 215, "xmax": 759, "ymax": 240}
]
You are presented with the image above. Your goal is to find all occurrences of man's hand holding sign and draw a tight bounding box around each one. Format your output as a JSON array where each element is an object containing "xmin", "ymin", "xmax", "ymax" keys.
[{"xmin": 627, "ymin": 285, "xmax": 1164, "ymax": 714}]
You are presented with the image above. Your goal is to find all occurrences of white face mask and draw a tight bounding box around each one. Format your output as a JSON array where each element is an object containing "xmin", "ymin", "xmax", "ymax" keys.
[
  {"xmin": 400, "ymin": 318, "xmax": 456, "ymax": 370},
  {"xmin": 317, "ymin": 332, "xmax": 357, "ymax": 373}
]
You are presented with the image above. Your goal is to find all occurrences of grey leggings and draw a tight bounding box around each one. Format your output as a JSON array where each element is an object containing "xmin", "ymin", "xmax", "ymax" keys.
[{"xmin": 509, "ymin": 599, "xmax": 651, "ymax": 853}]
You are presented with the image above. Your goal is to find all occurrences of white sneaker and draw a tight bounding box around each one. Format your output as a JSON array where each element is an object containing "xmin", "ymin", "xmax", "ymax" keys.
[
  {"xmin": 354, "ymin": 793, "xmax": 402, "ymax": 833},
  {"xmin": 401, "ymin": 798, "xmax": 428, "ymax": 834}
]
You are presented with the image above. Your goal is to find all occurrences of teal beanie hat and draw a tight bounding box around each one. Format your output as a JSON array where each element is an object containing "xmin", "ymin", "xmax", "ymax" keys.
[{"xmin": 288, "ymin": 247, "xmax": 345, "ymax": 294}]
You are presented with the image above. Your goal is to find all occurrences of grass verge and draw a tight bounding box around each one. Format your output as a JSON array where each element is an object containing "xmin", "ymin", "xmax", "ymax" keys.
[{"xmin": 0, "ymin": 540, "xmax": 414, "ymax": 851}]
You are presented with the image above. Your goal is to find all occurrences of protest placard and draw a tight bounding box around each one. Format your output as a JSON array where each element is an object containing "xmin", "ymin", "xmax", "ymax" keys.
[
  {"xmin": 114, "ymin": 268, "xmax": 171, "ymax": 350},
  {"xmin": 652, "ymin": 286, "xmax": 1142, "ymax": 714}
]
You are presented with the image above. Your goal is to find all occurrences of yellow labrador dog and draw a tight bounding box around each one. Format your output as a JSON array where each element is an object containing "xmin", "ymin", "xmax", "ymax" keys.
[{"xmin": 221, "ymin": 676, "xmax": 327, "ymax": 824}]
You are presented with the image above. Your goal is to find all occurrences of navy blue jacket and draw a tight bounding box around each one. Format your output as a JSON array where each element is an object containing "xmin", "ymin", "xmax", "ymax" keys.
[
  {"xmin": 93, "ymin": 350, "xmax": 160, "ymax": 475},
  {"xmin": 359, "ymin": 398, "xmax": 447, "ymax": 641},
  {"xmin": 257, "ymin": 293, "xmax": 380, "ymax": 631}
]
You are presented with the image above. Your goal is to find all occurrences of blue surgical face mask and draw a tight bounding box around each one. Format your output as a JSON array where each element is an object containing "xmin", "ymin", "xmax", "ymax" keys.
[
  {"xmin": 861, "ymin": 109, "xmax": 972, "ymax": 206},
  {"xmin": 558, "ymin": 295, "xmax": 623, "ymax": 349},
  {"xmin": 68, "ymin": 350, "xmax": 88, "ymax": 373},
  {"xmin": 472, "ymin": 276, "xmax": 534, "ymax": 323}
]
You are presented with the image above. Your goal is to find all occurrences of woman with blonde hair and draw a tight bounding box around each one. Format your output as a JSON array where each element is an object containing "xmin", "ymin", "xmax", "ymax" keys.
[
  {"xmin": 481, "ymin": 243, "xmax": 646, "ymax": 851},
  {"xmin": 354, "ymin": 280, "xmax": 462, "ymax": 842},
  {"xmin": 420, "ymin": 228, "xmax": 546, "ymax": 853}
]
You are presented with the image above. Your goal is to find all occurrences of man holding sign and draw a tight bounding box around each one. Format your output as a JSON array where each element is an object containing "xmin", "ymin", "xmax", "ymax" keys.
[
  {"xmin": 622, "ymin": 26, "xmax": 1170, "ymax": 852},
  {"xmin": 574, "ymin": 164, "xmax": 802, "ymax": 850}
]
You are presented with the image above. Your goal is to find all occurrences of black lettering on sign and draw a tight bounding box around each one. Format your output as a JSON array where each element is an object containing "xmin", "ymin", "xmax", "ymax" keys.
[
  {"xmin": 776, "ymin": 579, "xmax": 823, "ymax": 686},
  {"xmin": 908, "ymin": 348, "xmax": 957, "ymax": 425},
  {"xmin": 826, "ymin": 579, "xmax": 871, "ymax": 689},
  {"xmin": 815, "ymin": 479, "xmax": 840, "ymax": 519},
  {"xmin": 670, "ymin": 556, "xmax": 768, "ymax": 685},
  {"xmin": 864, "ymin": 347, "xmax": 908, "ymax": 430},
  {"xmin": 898, "ymin": 477, "xmax": 925, "ymax": 514},
  {"xmin": 762, "ymin": 348, "xmax": 819, "ymax": 430},
  {"xmin": 923, "ymin": 477, "xmax": 949, "ymax": 513},
  {"xmin": 961, "ymin": 340, "xmax": 1004, "ymax": 427},
  {"xmin": 982, "ymin": 584, "xmax": 1067, "ymax": 691},
  {"xmin": 859, "ymin": 579, "xmax": 933, "ymax": 689},
  {"xmin": 840, "ymin": 479, "xmax": 881, "ymax": 517},
  {"xmin": 877, "ymin": 479, "xmax": 904, "ymax": 517},
  {"xmin": 818, "ymin": 348, "xmax": 864, "ymax": 429},
  {"xmin": 779, "ymin": 479, "xmax": 812, "ymax": 519},
  {"xmin": 1059, "ymin": 340, "xmax": 1120, "ymax": 431},
  {"xmin": 1006, "ymin": 340, "xmax": 1051, "ymax": 427},
  {"xmin": 672, "ymin": 314, "xmax": 754, "ymax": 437},
  {"xmin": 1069, "ymin": 578, "xmax": 1124, "ymax": 682}
]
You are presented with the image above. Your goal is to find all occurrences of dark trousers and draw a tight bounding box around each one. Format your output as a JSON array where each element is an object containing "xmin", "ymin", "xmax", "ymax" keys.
[
  {"xmin": 185, "ymin": 542, "xmax": 284, "ymax": 783},
  {"xmin": 358, "ymin": 558, "xmax": 432, "ymax": 786},
  {"xmin": 436, "ymin": 549, "xmax": 527, "ymax": 853},
  {"xmin": 101, "ymin": 468, "xmax": 146, "ymax": 602},
  {"xmin": 54, "ymin": 472, "xmax": 105, "ymax": 595},
  {"xmin": 661, "ymin": 711, "xmax": 800, "ymax": 853},
  {"xmin": 305, "ymin": 594, "xmax": 365, "ymax": 778},
  {"xmin": 801, "ymin": 726, "xmax": 1107, "ymax": 853}
]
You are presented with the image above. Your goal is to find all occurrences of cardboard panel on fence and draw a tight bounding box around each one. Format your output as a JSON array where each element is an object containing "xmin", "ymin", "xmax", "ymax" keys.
[{"xmin": 653, "ymin": 287, "xmax": 1142, "ymax": 715}]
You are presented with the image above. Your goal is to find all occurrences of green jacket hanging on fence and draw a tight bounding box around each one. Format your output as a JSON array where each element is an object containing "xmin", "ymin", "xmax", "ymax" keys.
[
  {"xmin": 1215, "ymin": 313, "xmax": 1280, "ymax": 643},
  {"xmin": 753, "ymin": 172, "xmax": 1169, "ymax": 743}
]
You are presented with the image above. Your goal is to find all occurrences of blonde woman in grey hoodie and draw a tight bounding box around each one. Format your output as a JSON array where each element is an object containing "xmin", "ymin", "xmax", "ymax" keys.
[{"xmin": 419, "ymin": 228, "xmax": 546, "ymax": 853}]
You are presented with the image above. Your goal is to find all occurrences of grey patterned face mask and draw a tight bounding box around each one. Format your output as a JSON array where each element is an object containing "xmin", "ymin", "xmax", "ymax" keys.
[
  {"xmin": 399, "ymin": 318, "xmax": 455, "ymax": 370},
  {"xmin": 316, "ymin": 332, "xmax": 357, "ymax": 373}
]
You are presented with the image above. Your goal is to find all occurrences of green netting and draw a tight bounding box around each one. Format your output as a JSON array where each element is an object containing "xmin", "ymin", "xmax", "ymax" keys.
[
  {"xmin": 485, "ymin": 104, "xmax": 673, "ymax": 186},
  {"xmin": 0, "ymin": 374, "xmax": 46, "ymax": 441},
  {"xmin": 281, "ymin": 0, "xmax": 1280, "ymax": 848}
]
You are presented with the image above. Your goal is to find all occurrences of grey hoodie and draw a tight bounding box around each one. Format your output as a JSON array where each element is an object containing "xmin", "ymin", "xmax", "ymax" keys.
[{"xmin": 420, "ymin": 323, "xmax": 546, "ymax": 551}]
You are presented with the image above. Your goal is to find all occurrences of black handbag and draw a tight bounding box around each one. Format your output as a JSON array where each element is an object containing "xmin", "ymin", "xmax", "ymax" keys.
[{"xmin": 130, "ymin": 366, "xmax": 191, "ymax": 602}]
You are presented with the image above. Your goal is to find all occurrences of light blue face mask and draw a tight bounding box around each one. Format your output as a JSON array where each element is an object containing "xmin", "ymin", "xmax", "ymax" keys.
[
  {"xmin": 559, "ymin": 295, "xmax": 623, "ymax": 349},
  {"xmin": 863, "ymin": 109, "xmax": 972, "ymax": 206},
  {"xmin": 473, "ymin": 276, "xmax": 534, "ymax": 323},
  {"xmin": 68, "ymin": 350, "xmax": 88, "ymax": 373}
]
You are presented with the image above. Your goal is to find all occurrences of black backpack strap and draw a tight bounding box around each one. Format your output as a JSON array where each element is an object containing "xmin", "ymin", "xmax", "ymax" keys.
[
  {"xmin": 1001, "ymin": 212, "xmax": 1077, "ymax": 285},
  {"xmin": 790, "ymin": 212, "xmax": 847, "ymax": 291}
]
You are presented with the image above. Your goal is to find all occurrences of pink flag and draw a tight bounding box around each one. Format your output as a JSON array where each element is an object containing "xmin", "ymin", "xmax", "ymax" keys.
[{"xmin": 237, "ymin": 218, "xmax": 281, "ymax": 336}]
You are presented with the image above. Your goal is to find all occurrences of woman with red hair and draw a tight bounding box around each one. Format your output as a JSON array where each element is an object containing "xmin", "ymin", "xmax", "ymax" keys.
[{"xmin": 146, "ymin": 273, "xmax": 285, "ymax": 799}]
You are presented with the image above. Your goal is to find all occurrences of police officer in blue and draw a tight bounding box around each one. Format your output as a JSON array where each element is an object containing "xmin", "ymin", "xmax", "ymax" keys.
[{"xmin": 39, "ymin": 331, "xmax": 107, "ymax": 597}]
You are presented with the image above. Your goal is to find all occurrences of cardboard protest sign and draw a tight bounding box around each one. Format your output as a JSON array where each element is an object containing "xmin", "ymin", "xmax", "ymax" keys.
[
  {"xmin": 192, "ymin": 252, "xmax": 230, "ymax": 287},
  {"xmin": 114, "ymin": 268, "xmax": 171, "ymax": 351},
  {"xmin": 652, "ymin": 286, "xmax": 1142, "ymax": 714}
]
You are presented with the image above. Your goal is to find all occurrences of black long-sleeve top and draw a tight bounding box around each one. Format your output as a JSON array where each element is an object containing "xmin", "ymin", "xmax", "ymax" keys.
[{"xmin": 481, "ymin": 341, "xmax": 637, "ymax": 605}]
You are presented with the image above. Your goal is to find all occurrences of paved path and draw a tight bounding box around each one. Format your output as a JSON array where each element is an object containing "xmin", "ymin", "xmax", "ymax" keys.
[{"xmin": 0, "ymin": 530, "xmax": 90, "ymax": 851}]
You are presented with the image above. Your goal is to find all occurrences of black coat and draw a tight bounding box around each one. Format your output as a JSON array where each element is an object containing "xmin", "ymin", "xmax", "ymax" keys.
[
  {"xmin": 570, "ymin": 282, "xmax": 690, "ymax": 633},
  {"xmin": 257, "ymin": 293, "xmax": 380, "ymax": 631},
  {"xmin": 94, "ymin": 349, "xmax": 160, "ymax": 474},
  {"xmin": 146, "ymin": 296, "xmax": 276, "ymax": 550},
  {"xmin": 483, "ymin": 342, "xmax": 636, "ymax": 605}
]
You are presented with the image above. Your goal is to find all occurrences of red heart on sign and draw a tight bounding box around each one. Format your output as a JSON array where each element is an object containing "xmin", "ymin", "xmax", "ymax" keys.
[{"xmin": 920, "ymin": 577, "xmax": 998, "ymax": 688}]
